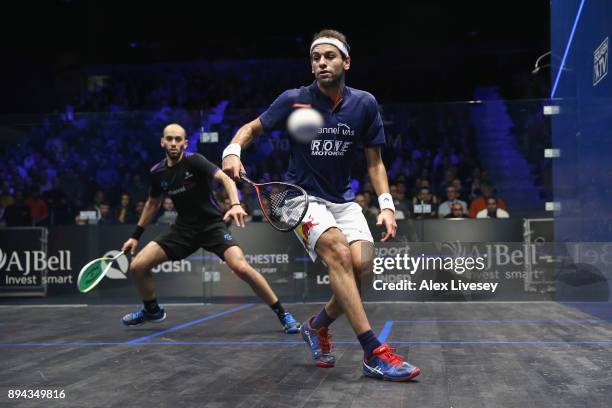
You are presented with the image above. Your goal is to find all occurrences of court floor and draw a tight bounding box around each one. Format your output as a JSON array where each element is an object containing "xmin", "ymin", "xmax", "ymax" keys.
[{"xmin": 1, "ymin": 302, "xmax": 611, "ymax": 407}]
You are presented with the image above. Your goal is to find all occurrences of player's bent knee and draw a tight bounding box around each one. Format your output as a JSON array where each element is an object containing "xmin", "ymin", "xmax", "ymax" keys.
[
  {"xmin": 232, "ymin": 261, "xmax": 254, "ymax": 280},
  {"xmin": 327, "ymin": 243, "xmax": 353, "ymax": 272},
  {"xmin": 129, "ymin": 259, "xmax": 149, "ymax": 276}
]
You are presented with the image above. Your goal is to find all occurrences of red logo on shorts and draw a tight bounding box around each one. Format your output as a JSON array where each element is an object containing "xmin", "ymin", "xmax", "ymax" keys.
[
  {"xmin": 302, "ymin": 219, "xmax": 317, "ymax": 238},
  {"xmin": 296, "ymin": 215, "xmax": 318, "ymax": 245}
]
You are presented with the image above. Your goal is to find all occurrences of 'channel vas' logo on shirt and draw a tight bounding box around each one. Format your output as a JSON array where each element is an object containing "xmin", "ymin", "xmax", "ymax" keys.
[{"xmin": 317, "ymin": 122, "xmax": 355, "ymax": 137}]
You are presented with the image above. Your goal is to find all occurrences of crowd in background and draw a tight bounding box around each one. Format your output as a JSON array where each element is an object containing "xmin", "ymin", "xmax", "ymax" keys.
[{"xmin": 0, "ymin": 63, "xmax": 540, "ymax": 228}]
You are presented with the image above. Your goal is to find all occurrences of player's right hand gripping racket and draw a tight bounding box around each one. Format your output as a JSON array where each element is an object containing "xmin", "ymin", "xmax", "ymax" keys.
[
  {"xmin": 240, "ymin": 173, "xmax": 309, "ymax": 232},
  {"xmin": 77, "ymin": 250, "xmax": 126, "ymax": 293}
]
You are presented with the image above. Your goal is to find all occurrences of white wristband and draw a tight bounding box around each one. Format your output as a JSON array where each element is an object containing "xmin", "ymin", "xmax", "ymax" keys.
[
  {"xmin": 378, "ymin": 193, "xmax": 395, "ymax": 212},
  {"xmin": 222, "ymin": 143, "xmax": 241, "ymax": 159}
]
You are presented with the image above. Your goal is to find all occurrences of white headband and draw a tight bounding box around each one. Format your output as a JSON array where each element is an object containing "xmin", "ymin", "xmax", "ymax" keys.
[{"xmin": 310, "ymin": 37, "xmax": 350, "ymax": 57}]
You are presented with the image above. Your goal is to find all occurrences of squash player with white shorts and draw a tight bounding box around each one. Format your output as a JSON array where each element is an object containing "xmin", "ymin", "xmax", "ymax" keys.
[{"xmin": 222, "ymin": 29, "xmax": 420, "ymax": 382}]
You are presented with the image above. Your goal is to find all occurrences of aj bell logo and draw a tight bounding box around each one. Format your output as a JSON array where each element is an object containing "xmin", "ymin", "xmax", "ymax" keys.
[
  {"xmin": 101, "ymin": 250, "xmax": 192, "ymax": 280},
  {"xmin": 0, "ymin": 248, "xmax": 71, "ymax": 275}
]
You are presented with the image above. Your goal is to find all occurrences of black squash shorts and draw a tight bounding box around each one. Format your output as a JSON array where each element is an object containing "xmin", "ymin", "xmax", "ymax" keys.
[{"xmin": 153, "ymin": 221, "xmax": 239, "ymax": 261}]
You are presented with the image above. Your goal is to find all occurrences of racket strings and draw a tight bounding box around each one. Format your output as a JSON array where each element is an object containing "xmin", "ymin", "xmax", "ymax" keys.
[{"xmin": 258, "ymin": 184, "xmax": 307, "ymax": 230}]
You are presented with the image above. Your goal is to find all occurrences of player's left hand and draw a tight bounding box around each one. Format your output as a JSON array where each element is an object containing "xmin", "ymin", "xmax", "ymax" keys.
[
  {"xmin": 376, "ymin": 209, "xmax": 397, "ymax": 242},
  {"xmin": 223, "ymin": 205, "xmax": 247, "ymax": 228}
]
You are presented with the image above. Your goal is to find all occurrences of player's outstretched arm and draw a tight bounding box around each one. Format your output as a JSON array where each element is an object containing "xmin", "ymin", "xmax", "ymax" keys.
[
  {"xmin": 221, "ymin": 118, "xmax": 264, "ymax": 180},
  {"xmin": 214, "ymin": 170, "xmax": 247, "ymax": 228},
  {"xmin": 121, "ymin": 196, "xmax": 161, "ymax": 255},
  {"xmin": 365, "ymin": 147, "xmax": 397, "ymax": 242}
]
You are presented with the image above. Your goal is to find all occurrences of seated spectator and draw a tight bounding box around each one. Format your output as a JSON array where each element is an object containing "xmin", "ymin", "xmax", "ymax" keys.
[
  {"xmin": 24, "ymin": 187, "xmax": 49, "ymax": 225},
  {"xmin": 361, "ymin": 191, "xmax": 379, "ymax": 217},
  {"xmin": 356, "ymin": 193, "xmax": 378, "ymax": 226},
  {"xmin": 451, "ymin": 178, "xmax": 468, "ymax": 202},
  {"xmin": 97, "ymin": 202, "xmax": 117, "ymax": 224},
  {"xmin": 469, "ymin": 182, "xmax": 507, "ymax": 218},
  {"xmin": 157, "ymin": 197, "xmax": 177, "ymax": 225},
  {"xmin": 90, "ymin": 190, "xmax": 106, "ymax": 219},
  {"xmin": 411, "ymin": 187, "xmax": 438, "ymax": 219},
  {"xmin": 116, "ymin": 193, "xmax": 137, "ymax": 224},
  {"xmin": 135, "ymin": 200, "xmax": 146, "ymax": 220},
  {"xmin": 444, "ymin": 202, "xmax": 469, "ymax": 219},
  {"xmin": 390, "ymin": 184, "xmax": 410, "ymax": 219},
  {"xmin": 476, "ymin": 197, "xmax": 510, "ymax": 218},
  {"xmin": 438, "ymin": 186, "xmax": 468, "ymax": 218}
]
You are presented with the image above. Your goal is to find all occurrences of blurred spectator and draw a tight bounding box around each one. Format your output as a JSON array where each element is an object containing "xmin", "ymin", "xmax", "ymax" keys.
[
  {"xmin": 4, "ymin": 191, "xmax": 32, "ymax": 226},
  {"xmin": 476, "ymin": 197, "xmax": 510, "ymax": 218},
  {"xmin": 444, "ymin": 202, "xmax": 469, "ymax": 219},
  {"xmin": 91, "ymin": 190, "xmax": 106, "ymax": 218},
  {"xmin": 24, "ymin": 187, "xmax": 49, "ymax": 225},
  {"xmin": 438, "ymin": 186, "xmax": 468, "ymax": 218},
  {"xmin": 135, "ymin": 200, "xmax": 146, "ymax": 219},
  {"xmin": 411, "ymin": 187, "xmax": 438, "ymax": 219},
  {"xmin": 0, "ymin": 181, "xmax": 15, "ymax": 208},
  {"xmin": 451, "ymin": 177, "xmax": 468, "ymax": 201},
  {"xmin": 116, "ymin": 193, "xmax": 137, "ymax": 224},
  {"xmin": 467, "ymin": 167, "xmax": 483, "ymax": 200},
  {"xmin": 361, "ymin": 191, "xmax": 379, "ymax": 218},
  {"xmin": 97, "ymin": 202, "xmax": 117, "ymax": 224},
  {"xmin": 390, "ymin": 184, "xmax": 411, "ymax": 215},
  {"xmin": 469, "ymin": 182, "xmax": 507, "ymax": 218},
  {"xmin": 157, "ymin": 197, "xmax": 177, "ymax": 225},
  {"xmin": 388, "ymin": 185, "xmax": 407, "ymax": 220},
  {"xmin": 356, "ymin": 193, "xmax": 378, "ymax": 226}
]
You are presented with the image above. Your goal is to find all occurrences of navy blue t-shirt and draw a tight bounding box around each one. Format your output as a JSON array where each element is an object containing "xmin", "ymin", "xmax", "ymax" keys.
[{"xmin": 259, "ymin": 81, "xmax": 386, "ymax": 203}]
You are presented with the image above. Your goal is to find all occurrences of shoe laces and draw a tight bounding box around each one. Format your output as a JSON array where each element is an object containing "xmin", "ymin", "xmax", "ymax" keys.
[
  {"xmin": 283, "ymin": 312, "xmax": 297, "ymax": 325},
  {"xmin": 317, "ymin": 327, "xmax": 333, "ymax": 353},
  {"xmin": 377, "ymin": 345, "xmax": 404, "ymax": 365}
]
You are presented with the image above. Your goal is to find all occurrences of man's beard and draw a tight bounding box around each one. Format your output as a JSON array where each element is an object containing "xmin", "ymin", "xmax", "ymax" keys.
[
  {"xmin": 317, "ymin": 72, "xmax": 343, "ymax": 88},
  {"xmin": 166, "ymin": 148, "xmax": 182, "ymax": 161}
]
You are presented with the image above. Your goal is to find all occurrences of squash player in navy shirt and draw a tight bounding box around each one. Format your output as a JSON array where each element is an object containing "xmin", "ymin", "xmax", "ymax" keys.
[
  {"xmin": 222, "ymin": 30, "xmax": 420, "ymax": 381},
  {"xmin": 120, "ymin": 124, "xmax": 300, "ymax": 334}
]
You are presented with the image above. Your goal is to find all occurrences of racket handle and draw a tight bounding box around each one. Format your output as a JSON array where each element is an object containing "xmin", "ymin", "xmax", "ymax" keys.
[
  {"xmin": 240, "ymin": 173, "xmax": 254, "ymax": 185},
  {"xmin": 113, "ymin": 250, "xmax": 127, "ymax": 260}
]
